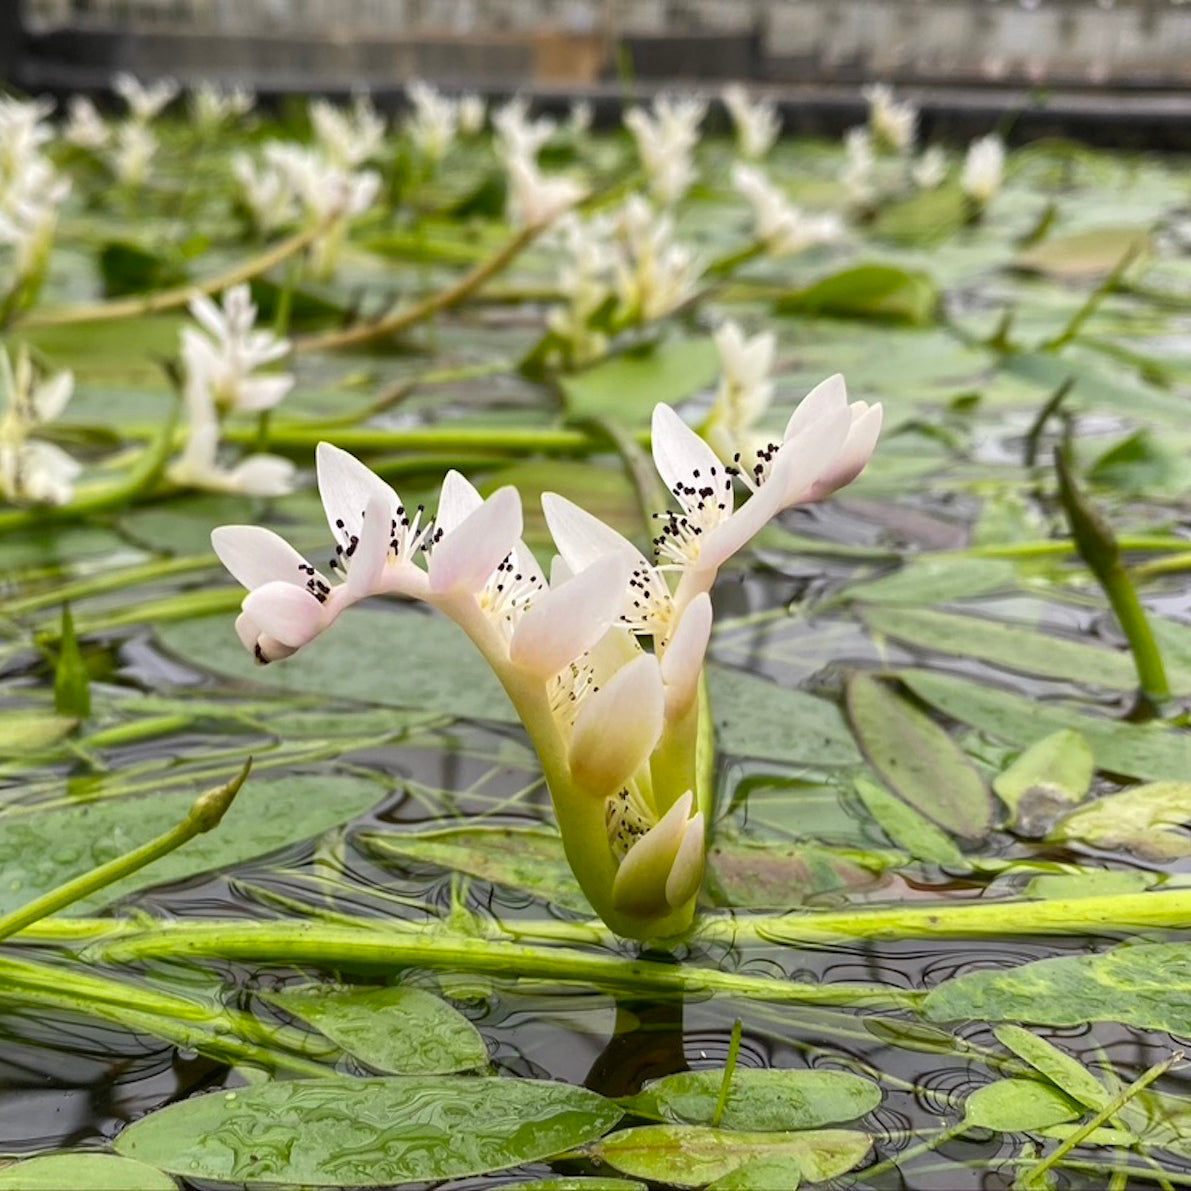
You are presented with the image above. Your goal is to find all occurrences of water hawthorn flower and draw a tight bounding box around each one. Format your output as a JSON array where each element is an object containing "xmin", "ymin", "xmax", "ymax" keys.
[
  {"xmin": 405, "ymin": 82, "xmax": 459, "ymax": 165},
  {"xmin": 721, "ymin": 84, "xmax": 780, "ymax": 161},
  {"xmin": 862, "ymin": 83, "xmax": 918, "ymax": 154},
  {"xmin": 112, "ymin": 73, "xmax": 180, "ymax": 124},
  {"xmin": 493, "ymin": 98, "xmax": 583, "ymax": 231},
  {"xmin": 64, "ymin": 96, "xmax": 110, "ymax": 151},
  {"xmin": 961, "ymin": 134, "xmax": 1005, "ymax": 210},
  {"xmin": 212, "ymin": 376, "xmax": 880, "ymax": 939},
  {"xmin": 191, "ymin": 82, "xmax": 255, "ymax": 136},
  {"xmin": 0, "ymin": 346, "xmax": 79, "ymax": 506},
  {"xmin": 704, "ymin": 320, "xmax": 776, "ymax": 464},
  {"xmin": 310, "ymin": 96, "xmax": 386, "ymax": 169},
  {"xmin": 732, "ymin": 164, "xmax": 843, "ymax": 259},
  {"xmin": 624, "ymin": 94, "xmax": 706, "ymax": 208},
  {"xmin": 169, "ymin": 285, "xmax": 295, "ymax": 497}
]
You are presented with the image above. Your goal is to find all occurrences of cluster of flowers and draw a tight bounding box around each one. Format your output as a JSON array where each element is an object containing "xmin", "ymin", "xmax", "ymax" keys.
[
  {"xmin": 212, "ymin": 366, "xmax": 881, "ymax": 938},
  {"xmin": 0, "ymin": 346, "xmax": 78, "ymax": 505},
  {"xmin": 0, "ymin": 97, "xmax": 70, "ymax": 311},
  {"xmin": 844, "ymin": 84, "xmax": 1005, "ymax": 213}
]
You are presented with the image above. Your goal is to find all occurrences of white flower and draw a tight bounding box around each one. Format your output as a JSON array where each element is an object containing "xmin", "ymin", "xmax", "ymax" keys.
[
  {"xmin": 624, "ymin": 94, "xmax": 705, "ymax": 207},
  {"xmin": 705, "ymin": 320, "xmax": 776, "ymax": 463},
  {"xmin": 863, "ymin": 83, "xmax": 917, "ymax": 153},
  {"xmin": 0, "ymin": 96, "xmax": 55, "ymax": 179},
  {"xmin": 405, "ymin": 82, "xmax": 458, "ymax": 164},
  {"xmin": 567, "ymin": 100, "xmax": 593, "ymax": 135},
  {"xmin": 458, "ymin": 94, "xmax": 486, "ymax": 136},
  {"xmin": 493, "ymin": 96, "xmax": 556, "ymax": 164},
  {"xmin": 111, "ymin": 121, "xmax": 156, "ymax": 187},
  {"xmin": 505, "ymin": 155, "xmax": 585, "ymax": 231},
  {"xmin": 732, "ymin": 163, "xmax": 843, "ymax": 258},
  {"xmin": 168, "ymin": 416, "xmax": 295, "ymax": 499},
  {"xmin": 191, "ymin": 82, "xmax": 254, "ymax": 135},
  {"xmin": 182, "ymin": 284, "xmax": 293, "ymax": 416},
  {"xmin": 911, "ymin": 145, "xmax": 947, "ymax": 191},
  {"xmin": 961, "ymin": 134, "xmax": 1005, "ymax": 207},
  {"xmin": 612, "ymin": 195, "xmax": 701, "ymax": 322},
  {"xmin": 233, "ymin": 152, "xmax": 296, "ymax": 234},
  {"xmin": 310, "ymin": 95, "xmax": 386, "ymax": 169},
  {"xmin": 0, "ymin": 346, "xmax": 79, "ymax": 506},
  {"xmin": 64, "ymin": 96, "xmax": 110, "ymax": 150},
  {"xmin": 842, "ymin": 126, "xmax": 875, "ymax": 206},
  {"xmin": 721, "ymin": 83, "xmax": 780, "ymax": 160},
  {"xmin": 0, "ymin": 155, "xmax": 70, "ymax": 286},
  {"xmin": 546, "ymin": 213, "xmax": 614, "ymax": 365},
  {"xmin": 113, "ymin": 73, "xmax": 179, "ymax": 124}
]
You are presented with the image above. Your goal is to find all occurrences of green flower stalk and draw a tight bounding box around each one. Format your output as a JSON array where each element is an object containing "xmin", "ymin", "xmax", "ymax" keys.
[{"xmin": 210, "ymin": 376, "xmax": 881, "ymax": 941}]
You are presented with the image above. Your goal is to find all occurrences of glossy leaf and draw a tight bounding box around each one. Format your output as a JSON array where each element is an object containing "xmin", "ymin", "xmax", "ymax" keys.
[
  {"xmin": 775, "ymin": 264, "xmax": 938, "ymax": 325},
  {"xmin": 925, "ymin": 943, "xmax": 1191, "ymax": 1035},
  {"xmin": 0, "ymin": 711, "xmax": 77, "ymax": 757},
  {"xmin": 0, "ymin": 1154, "xmax": 176, "ymax": 1190},
  {"xmin": 0, "ymin": 775, "xmax": 384, "ymax": 915},
  {"xmin": 625, "ymin": 1068, "xmax": 881, "ymax": 1132},
  {"xmin": 963, "ymin": 1079, "xmax": 1082, "ymax": 1132},
  {"xmin": 265, "ymin": 984, "xmax": 487, "ymax": 1075},
  {"xmin": 993, "ymin": 730, "xmax": 1094, "ymax": 837},
  {"xmin": 1049, "ymin": 782, "xmax": 1191, "ymax": 861},
  {"xmin": 115, "ymin": 1077, "xmax": 622, "ymax": 1186},
  {"xmin": 706, "ymin": 839, "xmax": 888, "ymax": 909},
  {"xmin": 1013, "ymin": 227, "xmax": 1149, "ymax": 281},
  {"xmin": 590, "ymin": 1126, "xmax": 871, "ymax": 1188},
  {"xmin": 993, "ymin": 1025, "xmax": 1111, "ymax": 1113},
  {"xmin": 846, "ymin": 673, "xmax": 993, "ymax": 840},
  {"xmin": 853, "ymin": 776, "xmax": 964, "ymax": 865}
]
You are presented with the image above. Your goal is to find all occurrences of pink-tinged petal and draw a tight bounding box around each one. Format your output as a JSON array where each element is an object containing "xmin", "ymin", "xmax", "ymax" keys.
[
  {"xmin": 428, "ymin": 485, "xmax": 523, "ymax": 596},
  {"xmin": 569, "ymin": 653, "xmax": 663, "ymax": 797},
  {"xmin": 651, "ymin": 403, "xmax": 733, "ymax": 517},
  {"xmin": 807, "ymin": 401, "xmax": 883, "ymax": 500},
  {"xmin": 660, "ymin": 592, "xmax": 712, "ymax": 717},
  {"xmin": 783, "ymin": 372, "xmax": 848, "ymax": 440},
  {"xmin": 509, "ymin": 553, "xmax": 629, "ymax": 679},
  {"xmin": 234, "ymin": 611, "xmax": 296, "ymax": 663},
  {"xmin": 242, "ymin": 580, "xmax": 328, "ymax": 648},
  {"xmin": 665, "ymin": 810, "xmax": 705, "ymax": 907},
  {"xmin": 345, "ymin": 492, "xmax": 392, "ymax": 600},
  {"xmin": 226, "ymin": 454, "xmax": 296, "ymax": 498},
  {"xmin": 315, "ymin": 441, "xmax": 399, "ymax": 542},
  {"xmin": 434, "ymin": 469, "xmax": 483, "ymax": 537},
  {"xmin": 611, "ymin": 791, "xmax": 694, "ymax": 917},
  {"xmin": 777, "ymin": 400, "xmax": 853, "ymax": 507},
  {"xmin": 692, "ymin": 456, "xmax": 793, "ymax": 579},
  {"xmin": 541, "ymin": 492, "xmax": 644, "ymax": 575},
  {"xmin": 212, "ymin": 525, "xmax": 321, "ymax": 591}
]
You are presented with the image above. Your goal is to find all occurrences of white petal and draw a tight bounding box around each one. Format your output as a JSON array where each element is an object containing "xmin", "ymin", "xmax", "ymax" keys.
[
  {"xmin": 225, "ymin": 454, "xmax": 296, "ymax": 498},
  {"xmin": 611, "ymin": 791, "xmax": 694, "ymax": 917},
  {"xmin": 315, "ymin": 441, "xmax": 399, "ymax": 541},
  {"xmin": 187, "ymin": 291, "xmax": 227, "ymax": 341},
  {"xmin": 509, "ymin": 553, "xmax": 629, "ymax": 679},
  {"xmin": 212, "ymin": 524, "xmax": 320, "ymax": 591},
  {"xmin": 665, "ymin": 810, "xmax": 705, "ymax": 907},
  {"xmin": 651, "ymin": 403, "xmax": 732, "ymax": 517},
  {"xmin": 428, "ymin": 485, "xmax": 522, "ymax": 596},
  {"xmin": 568, "ymin": 653, "xmax": 663, "ymax": 797},
  {"xmin": 434, "ymin": 469, "xmax": 483, "ymax": 537},
  {"xmin": 241, "ymin": 580, "xmax": 328, "ymax": 648},
  {"xmin": 234, "ymin": 610, "xmax": 260, "ymax": 653},
  {"xmin": 31, "ymin": 370, "xmax": 73, "ymax": 423},
  {"xmin": 541, "ymin": 492, "xmax": 644, "ymax": 575},
  {"xmin": 345, "ymin": 492, "xmax": 391, "ymax": 599},
  {"xmin": 692, "ymin": 461, "xmax": 792, "ymax": 579},
  {"xmin": 235, "ymin": 374, "xmax": 294, "ymax": 413},
  {"xmin": 660, "ymin": 592, "xmax": 712, "ymax": 717},
  {"xmin": 777, "ymin": 399, "xmax": 853, "ymax": 507},
  {"xmin": 783, "ymin": 373, "xmax": 848, "ymax": 440},
  {"xmin": 808, "ymin": 401, "xmax": 883, "ymax": 500}
]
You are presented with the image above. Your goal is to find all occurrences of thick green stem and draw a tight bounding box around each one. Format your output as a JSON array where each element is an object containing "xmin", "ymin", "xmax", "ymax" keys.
[
  {"xmin": 84, "ymin": 920, "xmax": 915, "ymax": 1009},
  {"xmin": 0, "ymin": 760, "xmax": 249, "ymax": 944}
]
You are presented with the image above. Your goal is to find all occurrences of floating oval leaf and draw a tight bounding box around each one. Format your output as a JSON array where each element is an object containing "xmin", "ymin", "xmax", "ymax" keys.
[
  {"xmin": 853, "ymin": 776, "xmax": 964, "ymax": 865},
  {"xmin": 1050, "ymin": 782, "xmax": 1191, "ymax": 861},
  {"xmin": 963, "ymin": 1079, "xmax": 1082, "ymax": 1132},
  {"xmin": 925, "ymin": 943, "xmax": 1191, "ymax": 1035},
  {"xmin": 0, "ymin": 1153, "xmax": 176, "ymax": 1190},
  {"xmin": 0, "ymin": 711, "xmax": 77, "ymax": 758},
  {"xmin": 993, "ymin": 1025, "xmax": 1111, "ymax": 1113},
  {"xmin": 1013, "ymin": 227, "xmax": 1148, "ymax": 281},
  {"xmin": 590, "ymin": 1126, "xmax": 871, "ymax": 1188},
  {"xmin": 846, "ymin": 673, "xmax": 992, "ymax": 840},
  {"xmin": 115, "ymin": 1077, "xmax": 622, "ymax": 1187},
  {"xmin": 264, "ymin": 985, "xmax": 487, "ymax": 1075},
  {"xmin": 707, "ymin": 1156, "xmax": 803, "ymax": 1189},
  {"xmin": 360, "ymin": 825, "xmax": 590, "ymax": 913},
  {"xmin": 706, "ymin": 839, "xmax": 888, "ymax": 909},
  {"xmin": 0, "ymin": 775, "xmax": 384, "ymax": 915},
  {"xmin": 626, "ymin": 1068, "xmax": 881, "ymax": 1132},
  {"xmin": 776, "ymin": 264, "xmax": 937, "ymax": 325},
  {"xmin": 994, "ymin": 730, "xmax": 1094, "ymax": 838}
]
